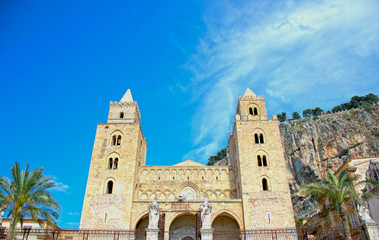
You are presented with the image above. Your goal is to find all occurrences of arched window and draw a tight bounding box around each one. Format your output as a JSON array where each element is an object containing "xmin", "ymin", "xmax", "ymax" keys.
[
  {"xmin": 113, "ymin": 158, "xmax": 118, "ymax": 169},
  {"xmin": 257, "ymin": 155, "xmax": 262, "ymax": 166},
  {"xmin": 108, "ymin": 158, "xmax": 113, "ymax": 169},
  {"xmin": 112, "ymin": 135, "xmax": 117, "ymax": 145},
  {"xmin": 120, "ymin": 112, "xmax": 124, "ymax": 118},
  {"xmin": 262, "ymin": 155, "xmax": 267, "ymax": 166},
  {"xmin": 116, "ymin": 135, "xmax": 121, "ymax": 145},
  {"xmin": 259, "ymin": 134, "xmax": 264, "ymax": 144},
  {"xmin": 254, "ymin": 134, "xmax": 259, "ymax": 143},
  {"xmin": 108, "ymin": 157, "xmax": 118, "ymax": 169},
  {"xmin": 254, "ymin": 133, "xmax": 265, "ymax": 144},
  {"xmin": 262, "ymin": 178, "xmax": 269, "ymax": 191},
  {"xmin": 249, "ymin": 107, "xmax": 259, "ymax": 115},
  {"xmin": 106, "ymin": 181, "xmax": 113, "ymax": 194}
]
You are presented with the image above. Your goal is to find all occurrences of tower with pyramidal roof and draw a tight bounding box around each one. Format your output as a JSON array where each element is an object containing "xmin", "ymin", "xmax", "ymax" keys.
[
  {"xmin": 228, "ymin": 88, "xmax": 296, "ymax": 229},
  {"xmin": 81, "ymin": 89, "xmax": 147, "ymax": 229}
]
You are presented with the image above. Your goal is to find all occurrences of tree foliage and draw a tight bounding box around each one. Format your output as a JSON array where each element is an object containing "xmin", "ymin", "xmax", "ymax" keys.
[
  {"xmin": 0, "ymin": 163, "xmax": 61, "ymax": 240},
  {"xmin": 302, "ymin": 109, "xmax": 313, "ymax": 118},
  {"xmin": 300, "ymin": 170, "xmax": 379, "ymax": 240},
  {"xmin": 292, "ymin": 112, "xmax": 301, "ymax": 120},
  {"xmin": 207, "ymin": 148, "xmax": 227, "ymax": 166},
  {"xmin": 278, "ymin": 93, "xmax": 378, "ymax": 120},
  {"xmin": 277, "ymin": 112, "xmax": 287, "ymax": 122},
  {"xmin": 332, "ymin": 93, "xmax": 378, "ymax": 113}
]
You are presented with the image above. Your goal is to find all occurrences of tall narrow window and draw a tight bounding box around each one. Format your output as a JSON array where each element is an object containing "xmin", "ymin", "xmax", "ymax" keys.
[
  {"xmin": 249, "ymin": 108, "xmax": 254, "ymax": 115},
  {"xmin": 113, "ymin": 158, "xmax": 118, "ymax": 169},
  {"xmin": 117, "ymin": 135, "xmax": 121, "ymax": 145},
  {"xmin": 350, "ymin": 213, "xmax": 357, "ymax": 228},
  {"xmin": 254, "ymin": 134, "xmax": 259, "ymax": 143},
  {"xmin": 254, "ymin": 108, "xmax": 258, "ymax": 115},
  {"xmin": 263, "ymin": 155, "xmax": 267, "ymax": 166},
  {"xmin": 120, "ymin": 112, "xmax": 124, "ymax": 118},
  {"xmin": 338, "ymin": 222, "xmax": 343, "ymax": 236},
  {"xmin": 262, "ymin": 178, "xmax": 268, "ymax": 191},
  {"xmin": 108, "ymin": 158, "xmax": 113, "ymax": 169},
  {"xmin": 257, "ymin": 155, "xmax": 262, "ymax": 166},
  {"xmin": 259, "ymin": 134, "xmax": 264, "ymax": 144},
  {"xmin": 112, "ymin": 135, "xmax": 117, "ymax": 145},
  {"xmin": 106, "ymin": 181, "xmax": 113, "ymax": 194}
]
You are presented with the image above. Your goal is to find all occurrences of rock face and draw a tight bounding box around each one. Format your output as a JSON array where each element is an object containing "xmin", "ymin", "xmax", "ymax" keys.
[{"xmin": 280, "ymin": 105, "xmax": 379, "ymax": 217}]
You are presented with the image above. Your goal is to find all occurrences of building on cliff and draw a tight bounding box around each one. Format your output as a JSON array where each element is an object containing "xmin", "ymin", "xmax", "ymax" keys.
[{"xmin": 79, "ymin": 89, "xmax": 296, "ymax": 239}]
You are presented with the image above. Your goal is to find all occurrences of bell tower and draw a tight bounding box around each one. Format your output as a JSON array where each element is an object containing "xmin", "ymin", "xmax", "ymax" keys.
[
  {"xmin": 80, "ymin": 89, "xmax": 147, "ymax": 230},
  {"xmin": 228, "ymin": 88, "xmax": 296, "ymax": 229}
]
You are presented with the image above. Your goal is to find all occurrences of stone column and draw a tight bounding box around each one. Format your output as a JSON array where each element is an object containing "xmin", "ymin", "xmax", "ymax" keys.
[
  {"xmin": 358, "ymin": 205, "xmax": 379, "ymax": 240},
  {"xmin": 0, "ymin": 211, "xmax": 3, "ymax": 227},
  {"xmin": 200, "ymin": 228, "xmax": 213, "ymax": 240},
  {"xmin": 363, "ymin": 220, "xmax": 379, "ymax": 240},
  {"xmin": 146, "ymin": 228, "xmax": 160, "ymax": 240}
]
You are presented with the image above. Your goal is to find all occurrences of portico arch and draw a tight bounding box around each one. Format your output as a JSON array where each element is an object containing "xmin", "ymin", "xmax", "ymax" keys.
[
  {"xmin": 212, "ymin": 212, "xmax": 241, "ymax": 240},
  {"xmin": 169, "ymin": 213, "xmax": 197, "ymax": 240},
  {"xmin": 134, "ymin": 213, "xmax": 149, "ymax": 240}
]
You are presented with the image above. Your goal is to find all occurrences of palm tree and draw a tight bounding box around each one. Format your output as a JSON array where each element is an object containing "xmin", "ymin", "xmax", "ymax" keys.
[
  {"xmin": 0, "ymin": 162, "xmax": 61, "ymax": 240},
  {"xmin": 300, "ymin": 169, "xmax": 374, "ymax": 240}
]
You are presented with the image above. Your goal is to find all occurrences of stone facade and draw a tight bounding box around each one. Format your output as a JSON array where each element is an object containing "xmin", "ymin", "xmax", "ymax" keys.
[{"xmin": 80, "ymin": 88, "xmax": 296, "ymax": 239}]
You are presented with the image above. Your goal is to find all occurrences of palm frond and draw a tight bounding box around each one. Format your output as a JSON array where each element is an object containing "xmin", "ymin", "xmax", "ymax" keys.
[{"xmin": 1, "ymin": 162, "xmax": 61, "ymax": 233}]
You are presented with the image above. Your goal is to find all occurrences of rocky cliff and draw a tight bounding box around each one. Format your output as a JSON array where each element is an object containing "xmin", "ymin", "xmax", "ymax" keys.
[{"xmin": 280, "ymin": 104, "xmax": 379, "ymax": 217}]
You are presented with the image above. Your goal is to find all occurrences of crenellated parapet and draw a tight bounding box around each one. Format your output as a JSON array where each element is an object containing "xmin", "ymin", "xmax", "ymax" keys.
[
  {"xmin": 107, "ymin": 90, "xmax": 141, "ymax": 123},
  {"xmin": 109, "ymin": 101, "xmax": 139, "ymax": 108}
]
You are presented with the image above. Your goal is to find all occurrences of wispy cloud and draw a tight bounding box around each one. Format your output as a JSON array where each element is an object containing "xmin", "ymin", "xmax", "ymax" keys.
[
  {"xmin": 185, "ymin": 0, "xmax": 379, "ymax": 162},
  {"xmin": 66, "ymin": 212, "xmax": 80, "ymax": 216},
  {"xmin": 49, "ymin": 176, "xmax": 69, "ymax": 193}
]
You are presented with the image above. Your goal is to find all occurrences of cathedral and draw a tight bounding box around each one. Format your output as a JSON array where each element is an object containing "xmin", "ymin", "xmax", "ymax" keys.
[{"xmin": 80, "ymin": 88, "xmax": 296, "ymax": 239}]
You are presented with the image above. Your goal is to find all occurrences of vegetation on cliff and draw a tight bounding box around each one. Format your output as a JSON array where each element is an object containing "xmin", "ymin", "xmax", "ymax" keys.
[
  {"xmin": 277, "ymin": 93, "xmax": 378, "ymax": 122},
  {"xmin": 207, "ymin": 148, "xmax": 227, "ymax": 166}
]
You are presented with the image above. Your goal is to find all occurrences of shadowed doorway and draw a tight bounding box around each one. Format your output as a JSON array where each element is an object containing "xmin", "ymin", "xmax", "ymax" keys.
[
  {"xmin": 212, "ymin": 213, "xmax": 240, "ymax": 240},
  {"xmin": 169, "ymin": 214, "xmax": 196, "ymax": 240}
]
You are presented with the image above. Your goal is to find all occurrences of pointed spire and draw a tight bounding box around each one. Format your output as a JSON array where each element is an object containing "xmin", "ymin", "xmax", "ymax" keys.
[
  {"xmin": 243, "ymin": 88, "xmax": 257, "ymax": 97},
  {"xmin": 120, "ymin": 89, "xmax": 133, "ymax": 102}
]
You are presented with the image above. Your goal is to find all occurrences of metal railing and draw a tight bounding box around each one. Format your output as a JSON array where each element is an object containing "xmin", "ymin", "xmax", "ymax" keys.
[
  {"xmin": 0, "ymin": 229, "xmax": 136, "ymax": 240},
  {"xmin": 0, "ymin": 226, "xmax": 368, "ymax": 240}
]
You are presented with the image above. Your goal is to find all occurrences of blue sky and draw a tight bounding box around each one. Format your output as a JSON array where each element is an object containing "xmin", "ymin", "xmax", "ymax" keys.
[{"xmin": 1, "ymin": 0, "xmax": 378, "ymax": 228}]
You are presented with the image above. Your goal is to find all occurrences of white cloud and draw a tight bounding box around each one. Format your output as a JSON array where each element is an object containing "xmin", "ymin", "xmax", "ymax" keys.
[
  {"xmin": 49, "ymin": 175, "xmax": 69, "ymax": 193},
  {"xmin": 185, "ymin": 0, "xmax": 379, "ymax": 162},
  {"xmin": 66, "ymin": 212, "xmax": 80, "ymax": 216}
]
